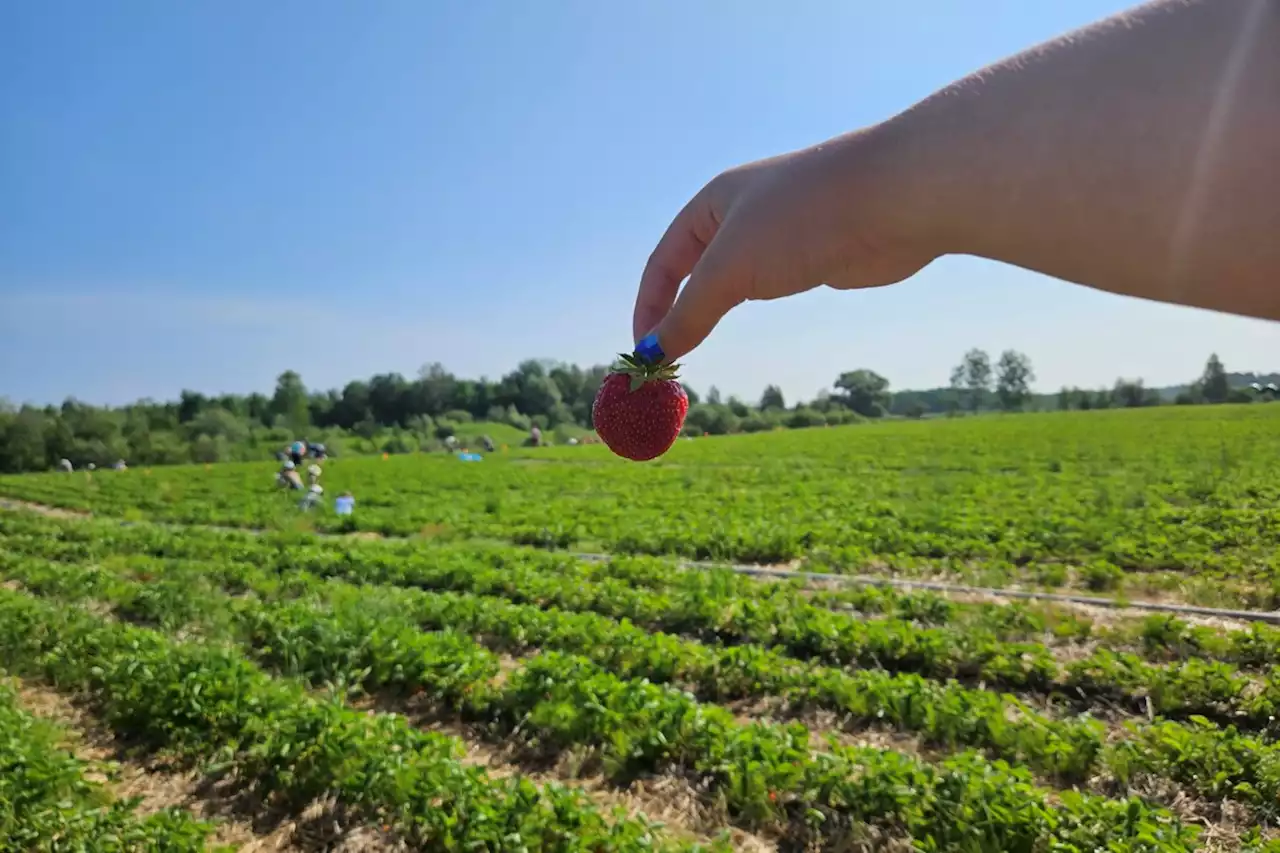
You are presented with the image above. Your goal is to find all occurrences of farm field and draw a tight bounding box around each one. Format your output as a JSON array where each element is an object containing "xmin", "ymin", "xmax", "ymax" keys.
[
  {"xmin": 4, "ymin": 405, "xmax": 1280, "ymax": 851},
  {"xmin": 5, "ymin": 404, "xmax": 1280, "ymax": 607}
]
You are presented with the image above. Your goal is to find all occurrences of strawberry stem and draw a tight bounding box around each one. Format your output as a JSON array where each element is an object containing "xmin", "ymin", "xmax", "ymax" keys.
[{"xmin": 611, "ymin": 351, "xmax": 681, "ymax": 393}]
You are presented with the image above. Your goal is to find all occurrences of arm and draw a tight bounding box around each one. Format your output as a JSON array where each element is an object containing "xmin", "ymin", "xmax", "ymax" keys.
[
  {"xmin": 635, "ymin": 0, "xmax": 1280, "ymax": 359},
  {"xmin": 887, "ymin": 0, "xmax": 1280, "ymax": 320}
]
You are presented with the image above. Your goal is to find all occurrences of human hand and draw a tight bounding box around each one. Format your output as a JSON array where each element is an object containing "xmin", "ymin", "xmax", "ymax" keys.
[{"xmin": 632, "ymin": 126, "xmax": 941, "ymax": 361}]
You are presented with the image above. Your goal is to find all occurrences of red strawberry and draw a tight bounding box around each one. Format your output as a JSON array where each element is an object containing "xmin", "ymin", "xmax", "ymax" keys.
[{"xmin": 592, "ymin": 352, "xmax": 688, "ymax": 461}]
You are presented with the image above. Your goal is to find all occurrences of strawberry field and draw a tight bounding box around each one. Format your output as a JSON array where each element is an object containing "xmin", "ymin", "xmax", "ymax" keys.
[
  {"xmin": 5, "ymin": 404, "xmax": 1280, "ymax": 606},
  {"xmin": 4, "ymin": 404, "xmax": 1280, "ymax": 850}
]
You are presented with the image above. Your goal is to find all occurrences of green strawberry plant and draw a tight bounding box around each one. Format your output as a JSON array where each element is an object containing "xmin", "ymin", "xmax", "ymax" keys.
[{"xmin": 0, "ymin": 678, "xmax": 219, "ymax": 852}]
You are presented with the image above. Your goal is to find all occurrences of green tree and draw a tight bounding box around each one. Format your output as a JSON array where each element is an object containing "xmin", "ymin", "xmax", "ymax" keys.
[
  {"xmin": 683, "ymin": 403, "xmax": 738, "ymax": 435},
  {"xmin": 1113, "ymin": 379, "xmax": 1158, "ymax": 408},
  {"xmin": 367, "ymin": 373, "xmax": 410, "ymax": 426},
  {"xmin": 786, "ymin": 407, "xmax": 828, "ymax": 428},
  {"xmin": 833, "ymin": 369, "xmax": 890, "ymax": 418},
  {"xmin": 187, "ymin": 407, "xmax": 249, "ymax": 444},
  {"xmin": 411, "ymin": 363, "xmax": 456, "ymax": 418},
  {"xmin": 995, "ymin": 350, "xmax": 1035, "ymax": 411},
  {"xmin": 498, "ymin": 360, "xmax": 563, "ymax": 418},
  {"xmin": 951, "ymin": 349, "xmax": 993, "ymax": 412},
  {"xmin": 1200, "ymin": 353, "xmax": 1230, "ymax": 403},
  {"xmin": 759, "ymin": 385, "xmax": 786, "ymax": 411},
  {"xmin": 333, "ymin": 381, "xmax": 372, "ymax": 430},
  {"xmin": 177, "ymin": 390, "xmax": 207, "ymax": 423},
  {"xmin": 0, "ymin": 408, "xmax": 48, "ymax": 473},
  {"xmin": 191, "ymin": 434, "xmax": 229, "ymax": 464},
  {"xmin": 270, "ymin": 371, "xmax": 310, "ymax": 434}
]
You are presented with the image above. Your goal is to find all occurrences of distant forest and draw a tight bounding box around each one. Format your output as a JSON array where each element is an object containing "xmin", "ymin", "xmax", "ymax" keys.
[{"xmin": 0, "ymin": 350, "xmax": 1274, "ymax": 473}]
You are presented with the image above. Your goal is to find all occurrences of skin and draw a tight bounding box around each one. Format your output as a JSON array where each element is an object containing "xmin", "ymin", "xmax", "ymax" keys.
[{"xmin": 634, "ymin": 0, "xmax": 1280, "ymax": 361}]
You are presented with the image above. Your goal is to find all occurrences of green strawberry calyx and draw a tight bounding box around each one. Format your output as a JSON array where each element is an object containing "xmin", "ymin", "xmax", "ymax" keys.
[{"xmin": 611, "ymin": 351, "xmax": 682, "ymax": 393}]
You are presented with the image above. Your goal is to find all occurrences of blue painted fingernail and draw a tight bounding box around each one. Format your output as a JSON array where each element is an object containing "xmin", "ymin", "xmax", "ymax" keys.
[{"xmin": 635, "ymin": 333, "xmax": 665, "ymax": 364}]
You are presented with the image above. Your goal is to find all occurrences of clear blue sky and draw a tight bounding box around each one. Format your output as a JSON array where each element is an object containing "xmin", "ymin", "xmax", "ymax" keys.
[{"xmin": 4, "ymin": 0, "xmax": 1278, "ymax": 407}]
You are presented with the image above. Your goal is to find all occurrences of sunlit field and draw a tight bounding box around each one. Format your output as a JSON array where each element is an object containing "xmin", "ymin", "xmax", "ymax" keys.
[{"xmin": 3, "ymin": 404, "xmax": 1280, "ymax": 851}]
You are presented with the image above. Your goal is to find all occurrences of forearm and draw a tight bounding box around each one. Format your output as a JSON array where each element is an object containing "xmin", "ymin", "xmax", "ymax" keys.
[{"xmin": 877, "ymin": 0, "xmax": 1280, "ymax": 319}]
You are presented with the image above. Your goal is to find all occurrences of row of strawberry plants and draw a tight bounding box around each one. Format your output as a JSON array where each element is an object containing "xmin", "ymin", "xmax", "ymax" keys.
[
  {"xmin": 1107, "ymin": 717, "xmax": 1280, "ymax": 820},
  {"xmin": 0, "ymin": 545, "xmax": 1108, "ymax": 782},
  {"xmin": 1121, "ymin": 612, "xmax": 1280, "ymax": 669},
  {"xmin": 13, "ymin": 544, "xmax": 1280, "ymax": 841},
  {"xmin": 14, "ymin": 505, "xmax": 1248, "ymax": 668},
  {"xmin": 1061, "ymin": 648, "xmax": 1280, "ymax": 728},
  {"xmin": 0, "ymin": 676, "xmax": 218, "ymax": 852},
  {"xmin": 8, "ymin": 512, "xmax": 1280, "ymax": 733},
  {"xmin": 6, "ymin": 406, "xmax": 1280, "ymax": 579},
  {"xmin": 325, "ymin": 582, "xmax": 1108, "ymax": 779},
  {"xmin": 0, "ymin": 586, "xmax": 709, "ymax": 853},
  {"xmin": 12, "ymin": 511, "xmax": 1280, "ymax": 732},
  {"xmin": 0, "ymin": 558, "xmax": 1141, "ymax": 850},
  {"xmin": 576, "ymin": 551, "xmax": 1100, "ymax": 644},
  {"xmin": 106, "ymin": 578, "xmax": 1199, "ymax": 852},
  {"xmin": 0, "ymin": 509, "xmax": 961, "ymax": 618},
  {"xmin": 203, "ymin": 542, "xmax": 1280, "ymax": 728},
  {"xmin": 10, "ymin": 523, "xmax": 1280, "ymax": 832},
  {"xmin": 0, "ymin": 513, "xmax": 1067, "ymax": 688},
  {"xmin": 264, "ymin": 576, "xmax": 1280, "ymax": 818},
  {"xmin": 24, "ymin": 501, "xmax": 1280, "ymax": 670},
  {"xmin": 0, "ymin": 506, "xmax": 1111, "ymax": 644},
  {"xmin": 10, "ymin": 540, "xmax": 1280, "ymax": 835},
  {"xmin": 57, "ymin": 550, "xmax": 1280, "ymax": 823},
  {"xmin": 267, "ymin": 538, "xmax": 1280, "ymax": 727}
]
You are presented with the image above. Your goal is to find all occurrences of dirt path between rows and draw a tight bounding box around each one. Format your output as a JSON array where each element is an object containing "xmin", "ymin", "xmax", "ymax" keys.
[{"xmin": 0, "ymin": 497, "xmax": 89, "ymax": 519}]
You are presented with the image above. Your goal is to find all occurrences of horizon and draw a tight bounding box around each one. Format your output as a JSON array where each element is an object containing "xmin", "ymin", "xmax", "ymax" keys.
[
  {"xmin": 2, "ymin": 347, "xmax": 1273, "ymax": 412},
  {"xmin": 5, "ymin": 0, "xmax": 1280, "ymax": 409}
]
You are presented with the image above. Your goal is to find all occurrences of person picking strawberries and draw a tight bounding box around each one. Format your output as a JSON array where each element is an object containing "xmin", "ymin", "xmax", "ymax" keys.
[{"xmin": 632, "ymin": 0, "xmax": 1279, "ymax": 366}]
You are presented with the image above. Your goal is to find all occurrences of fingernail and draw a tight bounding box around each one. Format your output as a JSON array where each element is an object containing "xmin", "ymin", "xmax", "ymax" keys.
[{"xmin": 635, "ymin": 332, "xmax": 665, "ymax": 364}]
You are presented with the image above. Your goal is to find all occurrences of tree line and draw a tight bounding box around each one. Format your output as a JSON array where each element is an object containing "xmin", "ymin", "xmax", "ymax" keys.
[{"xmin": 0, "ymin": 350, "xmax": 1269, "ymax": 473}]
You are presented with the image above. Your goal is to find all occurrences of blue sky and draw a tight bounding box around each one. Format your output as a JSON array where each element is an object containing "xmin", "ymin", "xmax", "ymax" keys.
[{"xmin": 3, "ymin": 0, "xmax": 1278, "ymax": 407}]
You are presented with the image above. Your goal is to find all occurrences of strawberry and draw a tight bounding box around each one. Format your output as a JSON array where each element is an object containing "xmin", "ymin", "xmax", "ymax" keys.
[{"xmin": 592, "ymin": 350, "xmax": 689, "ymax": 461}]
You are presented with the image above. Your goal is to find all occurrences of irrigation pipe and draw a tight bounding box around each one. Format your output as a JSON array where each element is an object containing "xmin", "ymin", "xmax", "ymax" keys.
[
  {"xmin": 571, "ymin": 551, "xmax": 1280, "ymax": 625},
  {"xmin": 4, "ymin": 497, "xmax": 1279, "ymax": 626}
]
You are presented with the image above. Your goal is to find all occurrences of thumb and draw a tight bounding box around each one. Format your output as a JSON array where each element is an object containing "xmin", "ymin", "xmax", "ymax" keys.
[{"xmin": 650, "ymin": 240, "xmax": 744, "ymax": 362}]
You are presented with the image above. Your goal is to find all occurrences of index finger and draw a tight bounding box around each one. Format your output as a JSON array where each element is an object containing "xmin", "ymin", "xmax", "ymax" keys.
[{"xmin": 632, "ymin": 192, "xmax": 719, "ymax": 344}]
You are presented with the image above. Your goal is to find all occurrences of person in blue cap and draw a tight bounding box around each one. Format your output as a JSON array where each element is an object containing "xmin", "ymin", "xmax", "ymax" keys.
[{"xmin": 632, "ymin": 0, "xmax": 1279, "ymax": 364}]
